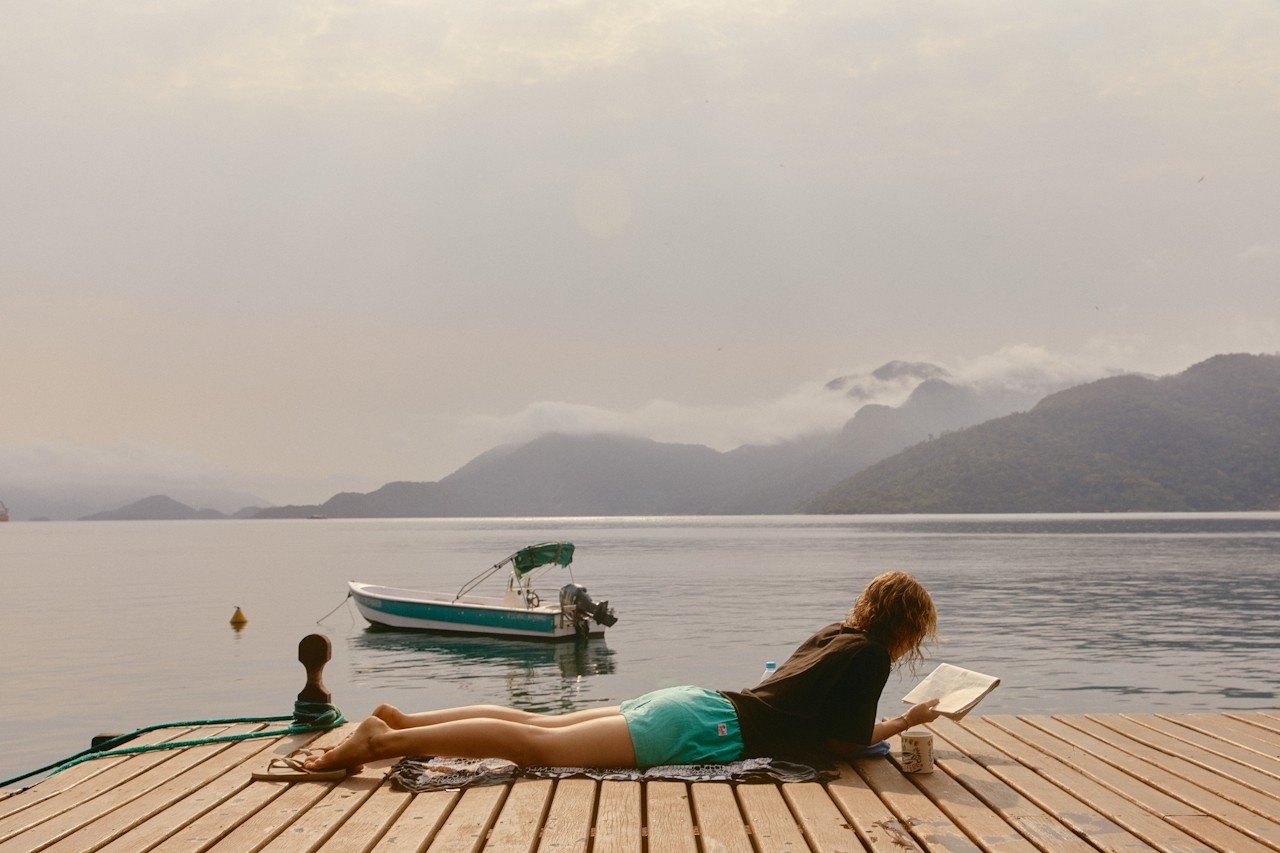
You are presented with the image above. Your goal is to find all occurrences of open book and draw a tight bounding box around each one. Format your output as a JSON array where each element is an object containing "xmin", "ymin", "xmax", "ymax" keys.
[{"xmin": 902, "ymin": 663, "xmax": 1001, "ymax": 720}]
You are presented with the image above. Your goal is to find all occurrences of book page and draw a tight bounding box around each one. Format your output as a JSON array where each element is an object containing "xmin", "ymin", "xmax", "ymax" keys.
[{"xmin": 902, "ymin": 663, "xmax": 1000, "ymax": 720}]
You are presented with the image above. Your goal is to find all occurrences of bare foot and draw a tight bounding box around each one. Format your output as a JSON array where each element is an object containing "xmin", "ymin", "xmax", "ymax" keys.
[
  {"xmin": 372, "ymin": 703, "xmax": 409, "ymax": 729},
  {"xmin": 296, "ymin": 746, "xmax": 363, "ymax": 773},
  {"xmin": 304, "ymin": 717, "xmax": 391, "ymax": 771}
]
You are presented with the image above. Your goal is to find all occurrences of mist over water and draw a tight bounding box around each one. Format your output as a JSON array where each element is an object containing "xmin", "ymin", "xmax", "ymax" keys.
[{"xmin": 2, "ymin": 513, "xmax": 1278, "ymax": 785}]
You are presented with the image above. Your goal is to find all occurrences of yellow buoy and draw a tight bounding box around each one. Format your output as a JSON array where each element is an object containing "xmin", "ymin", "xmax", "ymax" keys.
[{"xmin": 230, "ymin": 606, "xmax": 248, "ymax": 626}]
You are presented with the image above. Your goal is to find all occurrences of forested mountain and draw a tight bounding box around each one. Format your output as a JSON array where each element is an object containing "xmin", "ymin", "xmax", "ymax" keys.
[
  {"xmin": 804, "ymin": 353, "xmax": 1280, "ymax": 513},
  {"xmin": 255, "ymin": 363, "xmax": 1047, "ymax": 518},
  {"xmin": 82, "ymin": 354, "xmax": 1279, "ymax": 520}
]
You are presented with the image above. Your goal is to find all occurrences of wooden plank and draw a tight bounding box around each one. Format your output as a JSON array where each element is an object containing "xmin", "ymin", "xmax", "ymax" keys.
[
  {"xmin": 1086, "ymin": 715, "xmax": 1280, "ymax": 802},
  {"xmin": 591, "ymin": 782, "xmax": 641, "ymax": 853},
  {"xmin": 0, "ymin": 764, "xmax": 123, "ymax": 825},
  {"xmin": 1119, "ymin": 714, "xmax": 1280, "ymax": 787},
  {"xmin": 315, "ymin": 780, "xmax": 413, "ymax": 853},
  {"xmin": 40, "ymin": 726, "xmax": 283, "ymax": 853},
  {"xmin": 146, "ymin": 777, "xmax": 289, "ymax": 851},
  {"xmin": 483, "ymin": 779, "xmax": 553, "ymax": 853},
  {"xmin": 1147, "ymin": 715, "xmax": 1280, "ymax": 780},
  {"xmin": 957, "ymin": 718, "xmax": 1180, "ymax": 853},
  {"xmin": 1013, "ymin": 717, "xmax": 1274, "ymax": 850},
  {"xmin": 373, "ymin": 789, "xmax": 460, "ymax": 853},
  {"xmin": 536, "ymin": 779, "xmax": 594, "ymax": 853},
  {"xmin": 1061, "ymin": 716, "xmax": 1280, "ymax": 841},
  {"xmin": 689, "ymin": 783, "xmax": 752, "ymax": 853},
  {"xmin": 1220, "ymin": 712, "xmax": 1280, "ymax": 748},
  {"xmin": 93, "ymin": 737, "xmax": 302, "ymax": 853},
  {"xmin": 425, "ymin": 785, "xmax": 506, "ymax": 853},
  {"xmin": 0, "ymin": 725, "xmax": 215, "ymax": 838},
  {"xmin": 9, "ymin": 712, "xmax": 1280, "ymax": 853},
  {"xmin": 200, "ymin": 777, "xmax": 336, "ymax": 852},
  {"xmin": 1161, "ymin": 815, "xmax": 1276, "ymax": 853},
  {"xmin": 978, "ymin": 716, "xmax": 1215, "ymax": 852},
  {"xmin": 779, "ymin": 781, "xmax": 863, "ymax": 853},
  {"xmin": 1212, "ymin": 712, "xmax": 1280, "ymax": 749},
  {"xmin": 1009, "ymin": 717, "xmax": 1194, "ymax": 817},
  {"xmin": 1165, "ymin": 713, "xmax": 1280, "ymax": 756},
  {"xmin": 0, "ymin": 725, "xmax": 209, "ymax": 824},
  {"xmin": 925, "ymin": 719, "xmax": 1096, "ymax": 853},
  {"xmin": 645, "ymin": 782, "xmax": 697, "ymax": 853},
  {"xmin": 1224, "ymin": 711, "xmax": 1280, "ymax": 732},
  {"xmin": 160, "ymin": 727, "xmax": 361, "ymax": 853},
  {"xmin": 4, "ymin": 727, "xmax": 258, "ymax": 853},
  {"xmin": 825, "ymin": 762, "xmax": 923, "ymax": 852},
  {"xmin": 892, "ymin": 738, "xmax": 1038, "ymax": 853},
  {"xmin": 133, "ymin": 730, "xmax": 324, "ymax": 853},
  {"xmin": 855, "ymin": 752, "xmax": 981, "ymax": 852},
  {"xmin": 1160, "ymin": 714, "xmax": 1280, "ymax": 774},
  {"xmin": 1031, "ymin": 716, "xmax": 1277, "ymax": 853},
  {"xmin": 735, "ymin": 782, "xmax": 810, "ymax": 851},
  {"xmin": 252, "ymin": 772, "xmax": 387, "ymax": 852}
]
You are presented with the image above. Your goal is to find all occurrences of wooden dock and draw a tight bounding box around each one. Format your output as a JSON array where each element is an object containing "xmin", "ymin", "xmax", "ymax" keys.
[{"xmin": 3, "ymin": 709, "xmax": 1278, "ymax": 852}]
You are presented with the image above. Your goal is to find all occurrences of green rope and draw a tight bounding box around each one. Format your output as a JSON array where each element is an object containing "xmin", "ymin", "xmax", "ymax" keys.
[{"xmin": 1, "ymin": 701, "xmax": 345, "ymax": 790}]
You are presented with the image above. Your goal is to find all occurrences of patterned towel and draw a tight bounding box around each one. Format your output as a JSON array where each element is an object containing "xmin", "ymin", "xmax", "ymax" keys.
[{"xmin": 388, "ymin": 755, "xmax": 840, "ymax": 792}]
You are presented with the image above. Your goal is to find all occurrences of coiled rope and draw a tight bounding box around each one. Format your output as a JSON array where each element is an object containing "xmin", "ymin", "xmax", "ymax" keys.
[{"xmin": 0, "ymin": 700, "xmax": 345, "ymax": 790}]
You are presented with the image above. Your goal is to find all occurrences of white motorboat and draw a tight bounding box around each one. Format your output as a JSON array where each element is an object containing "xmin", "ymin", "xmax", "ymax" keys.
[{"xmin": 349, "ymin": 542, "xmax": 617, "ymax": 641}]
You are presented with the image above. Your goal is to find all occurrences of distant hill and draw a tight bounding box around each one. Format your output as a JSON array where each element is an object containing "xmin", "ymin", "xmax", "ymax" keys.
[
  {"xmin": 804, "ymin": 353, "xmax": 1280, "ymax": 513},
  {"xmin": 81, "ymin": 494, "xmax": 228, "ymax": 520},
  {"xmin": 257, "ymin": 434, "xmax": 759, "ymax": 518},
  {"xmin": 2, "ymin": 483, "xmax": 269, "ymax": 522},
  {"xmin": 255, "ymin": 365, "xmax": 1050, "ymax": 518}
]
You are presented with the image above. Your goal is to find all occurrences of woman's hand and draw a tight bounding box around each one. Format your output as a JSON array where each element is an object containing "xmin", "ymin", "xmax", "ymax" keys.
[
  {"xmin": 902, "ymin": 698, "xmax": 941, "ymax": 729},
  {"xmin": 869, "ymin": 698, "xmax": 941, "ymax": 743}
]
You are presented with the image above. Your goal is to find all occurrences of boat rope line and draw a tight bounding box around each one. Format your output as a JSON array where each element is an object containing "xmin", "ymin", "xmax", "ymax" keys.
[
  {"xmin": 315, "ymin": 591, "xmax": 355, "ymax": 626},
  {"xmin": 0, "ymin": 700, "xmax": 346, "ymax": 790}
]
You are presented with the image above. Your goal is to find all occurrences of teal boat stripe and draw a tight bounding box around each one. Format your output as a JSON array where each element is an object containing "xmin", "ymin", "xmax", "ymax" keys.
[{"xmin": 354, "ymin": 593, "xmax": 556, "ymax": 632}]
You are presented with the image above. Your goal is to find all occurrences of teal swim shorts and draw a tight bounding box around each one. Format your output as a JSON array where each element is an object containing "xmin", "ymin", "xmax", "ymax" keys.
[{"xmin": 619, "ymin": 685, "xmax": 745, "ymax": 768}]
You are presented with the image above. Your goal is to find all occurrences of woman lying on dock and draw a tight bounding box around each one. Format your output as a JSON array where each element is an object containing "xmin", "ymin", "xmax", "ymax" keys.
[{"xmin": 304, "ymin": 570, "xmax": 941, "ymax": 774}]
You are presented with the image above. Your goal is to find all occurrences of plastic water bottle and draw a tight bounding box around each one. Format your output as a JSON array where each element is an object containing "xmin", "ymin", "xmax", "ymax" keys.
[{"xmin": 759, "ymin": 661, "xmax": 777, "ymax": 683}]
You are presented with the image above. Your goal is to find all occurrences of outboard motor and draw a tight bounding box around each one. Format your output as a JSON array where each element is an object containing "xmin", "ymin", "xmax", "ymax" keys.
[{"xmin": 559, "ymin": 583, "xmax": 618, "ymax": 635}]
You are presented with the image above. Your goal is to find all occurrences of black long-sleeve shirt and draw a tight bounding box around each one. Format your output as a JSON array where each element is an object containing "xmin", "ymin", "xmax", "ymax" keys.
[{"xmin": 720, "ymin": 624, "xmax": 890, "ymax": 765}]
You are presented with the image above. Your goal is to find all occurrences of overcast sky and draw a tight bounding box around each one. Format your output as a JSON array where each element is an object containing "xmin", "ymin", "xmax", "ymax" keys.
[{"xmin": 2, "ymin": 1, "xmax": 1277, "ymax": 506}]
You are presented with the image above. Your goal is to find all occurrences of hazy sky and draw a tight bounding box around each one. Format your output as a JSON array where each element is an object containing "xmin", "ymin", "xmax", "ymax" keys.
[{"xmin": 3, "ymin": 1, "xmax": 1278, "ymax": 505}]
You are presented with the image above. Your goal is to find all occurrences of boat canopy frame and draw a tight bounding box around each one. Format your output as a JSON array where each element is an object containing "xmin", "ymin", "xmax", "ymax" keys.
[{"xmin": 454, "ymin": 542, "xmax": 576, "ymax": 601}]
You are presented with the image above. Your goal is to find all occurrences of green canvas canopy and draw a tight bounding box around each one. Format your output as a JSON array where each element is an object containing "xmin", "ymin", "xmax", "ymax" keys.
[{"xmin": 511, "ymin": 542, "xmax": 575, "ymax": 576}]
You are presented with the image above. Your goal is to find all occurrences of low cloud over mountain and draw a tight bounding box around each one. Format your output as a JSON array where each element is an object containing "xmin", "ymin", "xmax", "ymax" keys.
[
  {"xmin": 2, "ymin": 347, "xmax": 1115, "ymax": 519},
  {"xmin": 463, "ymin": 346, "xmax": 1110, "ymax": 453},
  {"xmin": 805, "ymin": 353, "xmax": 1280, "ymax": 513},
  {"xmin": 260, "ymin": 350, "xmax": 1105, "ymax": 518}
]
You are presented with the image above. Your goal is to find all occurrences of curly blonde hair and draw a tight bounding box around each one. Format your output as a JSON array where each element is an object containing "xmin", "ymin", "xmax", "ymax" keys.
[{"xmin": 844, "ymin": 571, "xmax": 937, "ymax": 669}]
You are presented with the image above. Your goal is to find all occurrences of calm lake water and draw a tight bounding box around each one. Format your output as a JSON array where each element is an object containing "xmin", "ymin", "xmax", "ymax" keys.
[{"xmin": 3, "ymin": 513, "xmax": 1279, "ymax": 786}]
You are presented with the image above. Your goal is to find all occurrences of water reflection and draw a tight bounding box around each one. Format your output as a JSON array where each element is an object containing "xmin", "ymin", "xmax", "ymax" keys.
[
  {"xmin": 347, "ymin": 629, "xmax": 617, "ymax": 713},
  {"xmin": 907, "ymin": 530, "xmax": 1280, "ymax": 713}
]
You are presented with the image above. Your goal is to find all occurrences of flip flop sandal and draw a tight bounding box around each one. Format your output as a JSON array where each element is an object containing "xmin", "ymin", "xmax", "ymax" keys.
[{"xmin": 251, "ymin": 749, "xmax": 349, "ymax": 782}]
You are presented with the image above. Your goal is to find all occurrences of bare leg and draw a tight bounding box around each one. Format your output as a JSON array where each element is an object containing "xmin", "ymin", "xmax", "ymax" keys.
[
  {"xmin": 373, "ymin": 703, "xmax": 622, "ymax": 729},
  {"xmin": 306, "ymin": 712, "xmax": 637, "ymax": 771}
]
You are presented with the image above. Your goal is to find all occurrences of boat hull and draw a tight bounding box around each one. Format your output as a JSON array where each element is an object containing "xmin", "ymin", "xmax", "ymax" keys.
[{"xmin": 349, "ymin": 582, "xmax": 603, "ymax": 640}]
